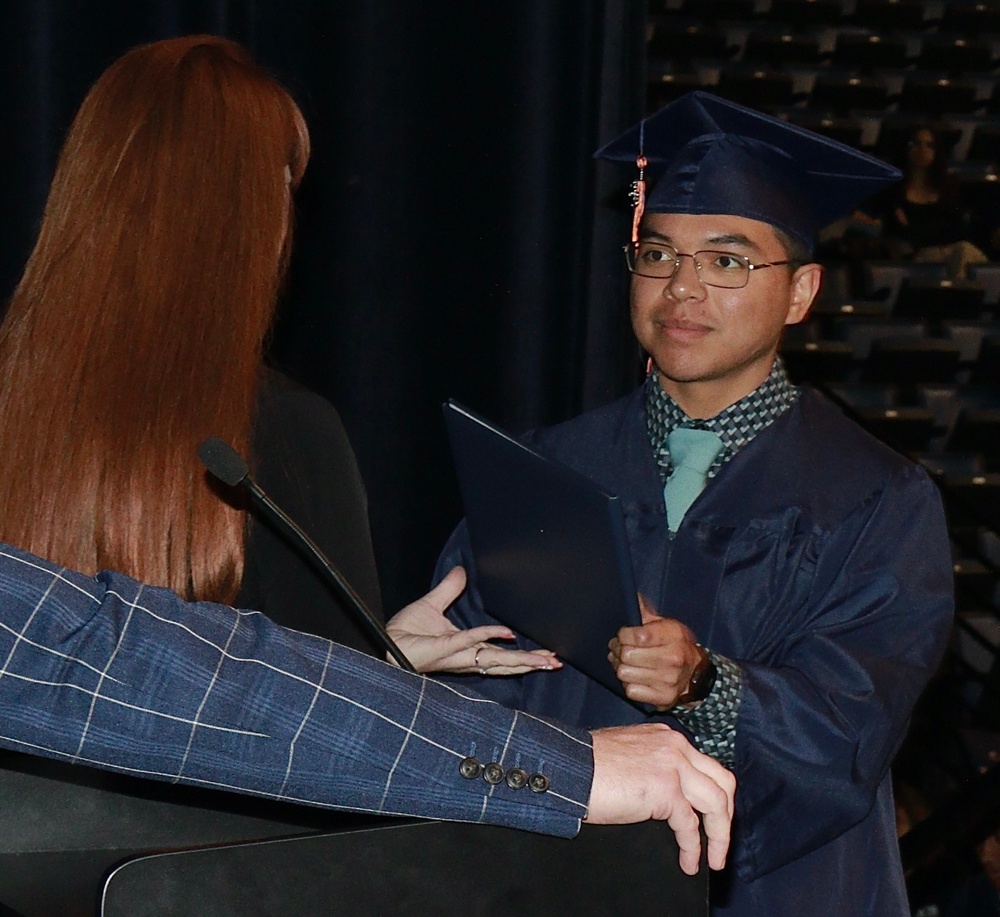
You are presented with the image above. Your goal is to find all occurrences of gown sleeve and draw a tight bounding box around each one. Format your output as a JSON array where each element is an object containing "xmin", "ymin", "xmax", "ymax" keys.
[{"xmin": 728, "ymin": 464, "xmax": 953, "ymax": 881}]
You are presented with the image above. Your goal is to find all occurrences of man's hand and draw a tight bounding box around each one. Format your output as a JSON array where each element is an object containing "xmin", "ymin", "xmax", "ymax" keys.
[
  {"xmin": 608, "ymin": 596, "xmax": 701, "ymax": 709},
  {"xmin": 385, "ymin": 567, "xmax": 560, "ymax": 675},
  {"xmin": 585, "ymin": 723, "xmax": 735, "ymax": 875}
]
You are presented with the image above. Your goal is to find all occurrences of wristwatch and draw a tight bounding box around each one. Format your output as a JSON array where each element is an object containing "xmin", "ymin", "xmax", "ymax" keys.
[{"xmin": 676, "ymin": 644, "xmax": 717, "ymax": 706}]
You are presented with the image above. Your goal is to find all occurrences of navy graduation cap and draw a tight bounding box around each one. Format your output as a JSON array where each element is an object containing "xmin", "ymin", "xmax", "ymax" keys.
[{"xmin": 595, "ymin": 91, "xmax": 900, "ymax": 252}]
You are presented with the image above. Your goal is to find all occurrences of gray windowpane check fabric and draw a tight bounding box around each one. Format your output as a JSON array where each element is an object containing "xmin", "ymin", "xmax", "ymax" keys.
[
  {"xmin": 0, "ymin": 543, "xmax": 592, "ymax": 836},
  {"xmin": 646, "ymin": 357, "xmax": 799, "ymax": 483},
  {"xmin": 645, "ymin": 358, "xmax": 799, "ymax": 764},
  {"xmin": 675, "ymin": 653, "xmax": 742, "ymax": 767}
]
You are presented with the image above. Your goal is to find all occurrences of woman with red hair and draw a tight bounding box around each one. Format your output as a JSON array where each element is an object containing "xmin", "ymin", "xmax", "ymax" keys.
[
  {"xmin": 0, "ymin": 35, "xmax": 553, "ymax": 675},
  {"xmin": 0, "ymin": 35, "xmax": 380, "ymax": 643}
]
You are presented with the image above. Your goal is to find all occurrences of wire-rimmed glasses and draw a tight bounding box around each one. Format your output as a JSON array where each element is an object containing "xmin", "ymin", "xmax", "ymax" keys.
[{"xmin": 623, "ymin": 241, "xmax": 797, "ymax": 289}]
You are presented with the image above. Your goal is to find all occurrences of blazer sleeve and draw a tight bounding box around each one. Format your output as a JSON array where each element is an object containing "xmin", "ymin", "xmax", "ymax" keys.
[{"xmin": 0, "ymin": 543, "xmax": 592, "ymax": 838}]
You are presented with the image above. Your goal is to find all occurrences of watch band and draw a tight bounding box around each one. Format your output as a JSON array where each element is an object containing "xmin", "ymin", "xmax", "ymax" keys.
[{"xmin": 677, "ymin": 644, "xmax": 717, "ymax": 706}]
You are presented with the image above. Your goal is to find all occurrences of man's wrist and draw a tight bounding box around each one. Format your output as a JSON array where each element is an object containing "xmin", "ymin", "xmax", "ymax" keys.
[
  {"xmin": 677, "ymin": 644, "xmax": 718, "ymax": 707},
  {"xmin": 673, "ymin": 652, "xmax": 742, "ymax": 766}
]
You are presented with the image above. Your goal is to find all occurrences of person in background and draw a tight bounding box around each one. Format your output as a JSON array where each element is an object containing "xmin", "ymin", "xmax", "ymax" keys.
[{"xmin": 866, "ymin": 125, "xmax": 988, "ymax": 280}]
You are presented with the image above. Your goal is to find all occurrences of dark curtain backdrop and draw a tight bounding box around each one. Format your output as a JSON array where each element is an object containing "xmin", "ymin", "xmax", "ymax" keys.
[{"xmin": 0, "ymin": 1, "xmax": 647, "ymax": 612}]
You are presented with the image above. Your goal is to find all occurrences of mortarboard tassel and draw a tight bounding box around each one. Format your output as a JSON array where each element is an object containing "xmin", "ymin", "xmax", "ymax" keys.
[
  {"xmin": 628, "ymin": 118, "xmax": 648, "ymax": 244},
  {"xmin": 629, "ymin": 154, "xmax": 648, "ymax": 245}
]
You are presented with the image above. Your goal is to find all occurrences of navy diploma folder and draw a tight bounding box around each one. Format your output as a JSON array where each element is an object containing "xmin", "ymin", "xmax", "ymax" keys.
[{"xmin": 443, "ymin": 400, "xmax": 641, "ymax": 697}]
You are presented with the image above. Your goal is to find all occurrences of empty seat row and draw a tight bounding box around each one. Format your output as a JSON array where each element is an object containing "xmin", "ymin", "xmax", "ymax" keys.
[
  {"xmin": 825, "ymin": 381, "xmax": 939, "ymax": 449},
  {"xmin": 784, "ymin": 315, "xmax": 1000, "ymax": 385},
  {"xmin": 768, "ymin": 116, "xmax": 1000, "ymax": 168},
  {"xmin": 819, "ymin": 382, "xmax": 1000, "ymax": 460},
  {"xmin": 648, "ymin": 66, "xmax": 998, "ymax": 117},
  {"xmin": 728, "ymin": 31, "xmax": 996, "ymax": 75},
  {"xmin": 820, "ymin": 278, "xmax": 993, "ymax": 326},
  {"xmin": 782, "ymin": 336, "xmax": 968, "ymax": 386},
  {"xmin": 652, "ymin": 0, "xmax": 1000, "ymax": 36}
]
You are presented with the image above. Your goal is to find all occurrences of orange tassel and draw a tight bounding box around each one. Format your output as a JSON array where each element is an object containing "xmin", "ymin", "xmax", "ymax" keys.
[{"xmin": 630, "ymin": 154, "xmax": 648, "ymax": 244}]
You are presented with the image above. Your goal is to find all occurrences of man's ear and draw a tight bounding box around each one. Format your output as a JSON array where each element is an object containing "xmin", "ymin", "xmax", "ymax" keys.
[{"xmin": 785, "ymin": 262, "xmax": 824, "ymax": 326}]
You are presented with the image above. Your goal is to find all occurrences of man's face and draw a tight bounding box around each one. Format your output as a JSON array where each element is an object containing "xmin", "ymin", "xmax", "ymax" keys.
[{"xmin": 630, "ymin": 212, "xmax": 819, "ymax": 418}]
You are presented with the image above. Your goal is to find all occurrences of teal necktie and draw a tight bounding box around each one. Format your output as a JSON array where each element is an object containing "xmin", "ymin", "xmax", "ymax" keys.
[{"xmin": 664, "ymin": 428, "xmax": 723, "ymax": 533}]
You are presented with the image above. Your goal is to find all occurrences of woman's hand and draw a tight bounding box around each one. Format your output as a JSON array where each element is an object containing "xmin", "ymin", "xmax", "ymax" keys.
[{"xmin": 386, "ymin": 566, "xmax": 561, "ymax": 675}]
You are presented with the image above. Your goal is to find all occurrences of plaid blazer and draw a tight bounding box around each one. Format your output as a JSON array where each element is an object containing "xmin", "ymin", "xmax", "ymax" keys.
[{"xmin": 0, "ymin": 543, "xmax": 591, "ymax": 837}]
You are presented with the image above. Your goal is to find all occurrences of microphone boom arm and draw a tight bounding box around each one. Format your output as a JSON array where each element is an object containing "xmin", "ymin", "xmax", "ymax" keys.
[
  {"xmin": 198, "ymin": 436, "xmax": 415, "ymax": 673},
  {"xmin": 243, "ymin": 479, "xmax": 416, "ymax": 673}
]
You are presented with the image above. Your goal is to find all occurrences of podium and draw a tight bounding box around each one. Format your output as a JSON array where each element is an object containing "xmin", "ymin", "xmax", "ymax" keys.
[{"xmin": 0, "ymin": 752, "xmax": 708, "ymax": 916}]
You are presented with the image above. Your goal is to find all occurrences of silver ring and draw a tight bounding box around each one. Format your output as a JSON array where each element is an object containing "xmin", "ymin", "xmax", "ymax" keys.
[{"xmin": 475, "ymin": 647, "xmax": 487, "ymax": 675}]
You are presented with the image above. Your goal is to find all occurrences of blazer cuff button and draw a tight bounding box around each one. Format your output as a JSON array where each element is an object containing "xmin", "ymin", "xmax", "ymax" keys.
[
  {"xmin": 528, "ymin": 772, "xmax": 550, "ymax": 793},
  {"xmin": 459, "ymin": 756, "xmax": 483, "ymax": 779},
  {"xmin": 505, "ymin": 767, "xmax": 528, "ymax": 790},
  {"xmin": 483, "ymin": 762, "xmax": 505, "ymax": 785}
]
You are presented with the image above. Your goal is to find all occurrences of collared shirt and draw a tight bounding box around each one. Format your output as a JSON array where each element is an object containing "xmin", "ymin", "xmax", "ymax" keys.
[
  {"xmin": 645, "ymin": 356, "xmax": 799, "ymax": 485},
  {"xmin": 643, "ymin": 358, "xmax": 799, "ymax": 767}
]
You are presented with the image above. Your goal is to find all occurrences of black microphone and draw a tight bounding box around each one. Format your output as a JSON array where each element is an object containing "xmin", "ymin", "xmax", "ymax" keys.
[{"xmin": 198, "ymin": 436, "xmax": 416, "ymax": 673}]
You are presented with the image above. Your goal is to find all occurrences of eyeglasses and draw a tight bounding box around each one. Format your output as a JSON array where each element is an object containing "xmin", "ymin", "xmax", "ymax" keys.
[{"xmin": 623, "ymin": 242, "xmax": 798, "ymax": 289}]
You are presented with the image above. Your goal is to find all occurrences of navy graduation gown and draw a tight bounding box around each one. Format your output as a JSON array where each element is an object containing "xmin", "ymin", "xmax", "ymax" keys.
[{"xmin": 436, "ymin": 386, "xmax": 954, "ymax": 916}]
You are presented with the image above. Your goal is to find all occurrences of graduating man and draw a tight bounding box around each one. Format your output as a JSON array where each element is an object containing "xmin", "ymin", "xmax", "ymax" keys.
[
  {"xmin": 0, "ymin": 541, "xmax": 734, "ymax": 874},
  {"xmin": 437, "ymin": 92, "xmax": 955, "ymax": 914}
]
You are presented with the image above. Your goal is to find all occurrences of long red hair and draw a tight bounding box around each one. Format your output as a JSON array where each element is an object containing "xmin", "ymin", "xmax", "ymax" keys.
[{"xmin": 0, "ymin": 35, "xmax": 310, "ymax": 602}]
